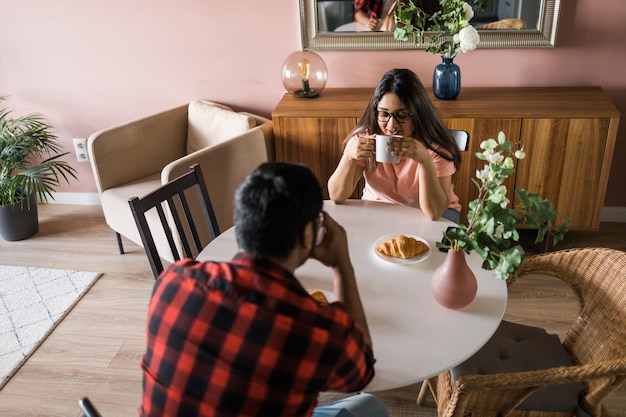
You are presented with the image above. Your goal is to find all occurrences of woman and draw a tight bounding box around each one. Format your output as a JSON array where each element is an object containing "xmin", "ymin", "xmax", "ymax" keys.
[{"xmin": 327, "ymin": 68, "xmax": 462, "ymax": 222}]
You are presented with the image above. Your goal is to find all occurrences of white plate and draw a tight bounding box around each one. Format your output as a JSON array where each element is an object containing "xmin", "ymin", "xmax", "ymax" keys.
[{"xmin": 373, "ymin": 234, "xmax": 431, "ymax": 265}]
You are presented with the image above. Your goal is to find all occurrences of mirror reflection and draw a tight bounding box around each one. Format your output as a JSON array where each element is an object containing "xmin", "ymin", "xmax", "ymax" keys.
[
  {"xmin": 303, "ymin": 0, "xmax": 560, "ymax": 50},
  {"xmin": 317, "ymin": 0, "xmax": 542, "ymax": 33}
]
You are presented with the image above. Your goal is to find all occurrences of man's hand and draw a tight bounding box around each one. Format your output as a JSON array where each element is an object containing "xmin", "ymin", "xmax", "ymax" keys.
[
  {"xmin": 311, "ymin": 212, "xmax": 372, "ymax": 348},
  {"xmin": 311, "ymin": 213, "xmax": 350, "ymax": 268},
  {"xmin": 367, "ymin": 16, "xmax": 380, "ymax": 31}
]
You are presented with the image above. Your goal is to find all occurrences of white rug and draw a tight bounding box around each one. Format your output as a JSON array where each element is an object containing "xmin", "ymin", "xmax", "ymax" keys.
[{"xmin": 0, "ymin": 265, "xmax": 102, "ymax": 389}]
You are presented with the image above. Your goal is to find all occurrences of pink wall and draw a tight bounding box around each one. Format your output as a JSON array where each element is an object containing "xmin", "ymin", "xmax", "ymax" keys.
[{"xmin": 1, "ymin": 0, "xmax": 625, "ymax": 205}]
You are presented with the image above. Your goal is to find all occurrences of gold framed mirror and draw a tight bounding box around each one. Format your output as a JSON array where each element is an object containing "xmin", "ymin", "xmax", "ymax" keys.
[{"xmin": 301, "ymin": 0, "xmax": 561, "ymax": 50}]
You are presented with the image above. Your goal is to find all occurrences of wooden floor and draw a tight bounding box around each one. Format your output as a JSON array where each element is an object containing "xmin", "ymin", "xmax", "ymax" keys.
[{"xmin": 0, "ymin": 204, "xmax": 625, "ymax": 417}]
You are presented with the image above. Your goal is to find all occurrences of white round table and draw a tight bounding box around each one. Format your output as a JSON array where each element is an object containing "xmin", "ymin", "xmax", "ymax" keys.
[{"xmin": 198, "ymin": 200, "xmax": 507, "ymax": 391}]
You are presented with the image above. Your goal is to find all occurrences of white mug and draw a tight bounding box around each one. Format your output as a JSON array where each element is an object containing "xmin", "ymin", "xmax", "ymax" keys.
[{"xmin": 375, "ymin": 134, "xmax": 400, "ymax": 163}]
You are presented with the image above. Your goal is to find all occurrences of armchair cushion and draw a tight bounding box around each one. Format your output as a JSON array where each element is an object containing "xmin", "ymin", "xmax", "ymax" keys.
[
  {"xmin": 452, "ymin": 320, "xmax": 583, "ymax": 411},
  {"xmin": 186, "ymin": 100, "xmax": 255, "ymax": 154},
  {"xmin": 100, "ymin": 173, "xmax": 162, "ymax": 246}
]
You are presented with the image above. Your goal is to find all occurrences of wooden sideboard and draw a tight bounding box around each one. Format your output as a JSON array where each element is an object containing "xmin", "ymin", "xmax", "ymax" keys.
[{"xmin": 271, "ymin": 87, "xmax": 620, "ymax": 230}]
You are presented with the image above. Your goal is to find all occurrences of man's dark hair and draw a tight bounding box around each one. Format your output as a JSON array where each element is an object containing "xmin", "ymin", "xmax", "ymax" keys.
[{"xmin": 234, "ymin": 162, "xmax": 323, "ymax": 259}]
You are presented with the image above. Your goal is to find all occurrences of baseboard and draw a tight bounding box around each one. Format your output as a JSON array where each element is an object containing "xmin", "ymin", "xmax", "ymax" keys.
[
  {"xmin": 44, "ymin": 193, "xmax": 626, "ymax": 223},
  {"xmin": 46, "ymin": 192, "xmax": 101, "ymax": 206},
  {"xmin": 600, "ymin": 206, "xmax": 626, "ymax": 223}
]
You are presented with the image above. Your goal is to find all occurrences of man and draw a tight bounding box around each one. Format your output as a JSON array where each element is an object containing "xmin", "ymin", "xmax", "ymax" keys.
[
  {"xmin": 140, "ymin": 163, "xmax": 388, "ymax": 417},
  {"xmin": 354, "ymin": 0, "xmax": 397, "ymax": 31}
]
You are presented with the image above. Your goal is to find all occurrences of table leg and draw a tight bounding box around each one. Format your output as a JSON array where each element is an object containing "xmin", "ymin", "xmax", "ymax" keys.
[
  {"xmin": 416, "ymin": 380, "xmax": 429, "ymax": 405},
  {"xmin": 416, "ymin": 377, "xmax": 438, "ymax": 405}
]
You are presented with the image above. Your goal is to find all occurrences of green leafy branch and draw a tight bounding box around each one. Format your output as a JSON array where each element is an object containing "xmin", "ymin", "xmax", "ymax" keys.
[
  {"xmin": 437, "ymin": 132, "xmax": 570, "ymax": 280},
  {"xmin": 0, "ymin": 97, "xmax": 78, "ymax": 207}
]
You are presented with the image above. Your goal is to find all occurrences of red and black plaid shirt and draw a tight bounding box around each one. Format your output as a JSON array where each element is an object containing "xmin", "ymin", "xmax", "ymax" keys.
[
  {"xmin": 140, "ymin": 253, "xmax": 375, "ymax": 417},
  {"xmin": 354, "ymin": 0, "xmax": 383, "ymax": 18}
]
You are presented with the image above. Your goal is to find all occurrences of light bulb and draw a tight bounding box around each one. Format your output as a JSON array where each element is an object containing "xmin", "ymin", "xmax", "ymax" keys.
[
  {"xmin": 299, "ymin": 59, "xmax": 310, "ymax": 81},
  {"xmin": 298, "ymin": 59, "xmax": 311, "ymax": 94}
]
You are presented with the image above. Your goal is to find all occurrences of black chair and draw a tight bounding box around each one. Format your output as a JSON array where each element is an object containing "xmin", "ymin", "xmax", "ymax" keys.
[
  {"xmin": 78, "ymin": 397, "xmax": 103, "ymax": 417},
  {"xmin": 129, "ymin": 164, "xmax": 220, "ymax": 278}
]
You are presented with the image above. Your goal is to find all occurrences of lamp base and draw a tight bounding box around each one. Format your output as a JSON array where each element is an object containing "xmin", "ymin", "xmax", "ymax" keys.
[{"xmin": 290, "ymin": 89, "xmax": 321, "ymax": 98}]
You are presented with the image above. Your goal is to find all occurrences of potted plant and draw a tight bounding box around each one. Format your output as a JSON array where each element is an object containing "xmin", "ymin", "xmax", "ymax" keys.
[
  {"xmin": 0, "ymin": 97, "xmax": 78, "ymax": 241},
  {"xmin": 393, "ymin": 0, "xmax": 481, "ymax": 99},
  {"xmin": 433, "ymin": 131, "xmax": 570, "ymax": 308}
]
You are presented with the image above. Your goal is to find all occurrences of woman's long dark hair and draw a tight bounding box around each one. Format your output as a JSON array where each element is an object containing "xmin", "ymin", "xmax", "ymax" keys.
[{"xmin": 349, "ymin": 68, "xmax": 461, "ymax": 169}]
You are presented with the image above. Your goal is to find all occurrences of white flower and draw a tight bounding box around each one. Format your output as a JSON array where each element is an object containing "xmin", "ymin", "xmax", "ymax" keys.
[
  {"xmin": 455, "ymin": 25, "xmax": 480, "ymax": 53},
  {"xmin": 463, "ymin": 2, "xmax": 475, "ymax": 20},
  {"xmin": 497, "ymin": 131, "xmax": 506, "ymax": 144},
  {"xmin": 488, "ymin": 185, "xmax": 510, "ymax": 208},
  {"xmin": 476, "ymin": 167, "xmax": 496, "ymax": 183},
  {"xmin": 480, "ymin": 139, "xmax": 498, "ymax": 150},
  {"xmin": 515, "ymin": 149, "xmax": 526, "ymax": 159},
  {"xmin": 495, "ymin": 224, "xmax": 505, "ymax": 239},
  {"xmin": 485, "ymin": 149, "xmax": 504, "ymax": 164}
]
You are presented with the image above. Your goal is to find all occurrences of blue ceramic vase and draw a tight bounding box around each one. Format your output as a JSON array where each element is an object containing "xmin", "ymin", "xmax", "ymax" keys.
[{"xmin": 433, "ymin": 56, "xmax": 461, "ymax": 100}]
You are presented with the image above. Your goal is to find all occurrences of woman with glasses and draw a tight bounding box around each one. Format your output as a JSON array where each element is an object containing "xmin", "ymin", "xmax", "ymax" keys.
[{"xmin": 327, "ymin": 68, "xmax": 462, "ymax": 223}]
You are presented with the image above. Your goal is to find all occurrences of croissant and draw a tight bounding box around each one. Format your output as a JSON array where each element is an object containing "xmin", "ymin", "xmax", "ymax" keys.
[
  {"xmin": 377, "ymin": 235, "xmax": 428, "ymax": 259},
  {"xmin": 309, "ymin": 290, "xmax": 330, "ymax": 306}
]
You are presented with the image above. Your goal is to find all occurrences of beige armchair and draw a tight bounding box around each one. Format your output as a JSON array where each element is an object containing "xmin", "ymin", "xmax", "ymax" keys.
[{"xmin": 88, "ymin": 101, "xmax": 273, "ymax": 257}]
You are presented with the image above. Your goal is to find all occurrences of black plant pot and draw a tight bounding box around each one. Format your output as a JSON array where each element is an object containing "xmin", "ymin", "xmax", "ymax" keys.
[{"xmin": 0, "ymin": 192, "xmax": 39, "ymax": 241}]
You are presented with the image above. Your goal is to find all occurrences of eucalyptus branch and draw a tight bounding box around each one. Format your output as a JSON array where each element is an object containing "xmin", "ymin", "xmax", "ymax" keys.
[{"xmin": 437, "ymin": 131, "xmax": 569, "ymax": 280}]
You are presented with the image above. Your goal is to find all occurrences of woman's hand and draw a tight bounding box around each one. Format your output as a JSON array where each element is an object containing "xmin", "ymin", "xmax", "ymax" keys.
[
  {"xmin": 390, "ymin": 136, "xmax": 431, "ymax": 165},
  {"xmin": 327, "ymin": 131, "xmax": 370, "ymax": 203},
  {"xmin": 344, "ymin": 131, "xmax": 376, "ymax": 162},
  {"xmin": 387, "ymin": 136, "xmax": 451, "ymax": 220}
]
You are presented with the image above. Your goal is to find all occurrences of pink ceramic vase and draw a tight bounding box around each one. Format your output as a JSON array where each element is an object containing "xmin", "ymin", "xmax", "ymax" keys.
[{"xmin": 431, "ymin": 249, "xmax": 478, "ymax": 309}]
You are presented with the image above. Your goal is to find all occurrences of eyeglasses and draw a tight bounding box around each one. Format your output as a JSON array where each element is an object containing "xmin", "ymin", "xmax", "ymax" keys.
[
  {"xmin": 314, "ymin": 211, "xmax": 326, "ymax": 246},
  {"xmin": 376, "ymin": 110, "xmax": 412, "ymax": 123},
  {"xmin": 316, "ymin": 211, "xmax": 325, "ymax": 230}
]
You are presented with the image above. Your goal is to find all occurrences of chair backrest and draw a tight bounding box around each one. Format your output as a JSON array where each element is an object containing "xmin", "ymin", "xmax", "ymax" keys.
[
  {"xmin": 449, "ymin": 129, "xmax": 469, "ymax": 217},
  {"xmin": 449, "ymin": 129, "xmax": 469, "ymax": 152},
  {"xmin": 129, "ymin": 164, "xmax": 220, "ymax": 278}
]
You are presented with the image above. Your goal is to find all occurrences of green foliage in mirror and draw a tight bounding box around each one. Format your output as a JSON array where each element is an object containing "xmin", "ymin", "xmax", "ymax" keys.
[{"xmin": 394, "ymin": 0, "xmax": 480, "ymax": 58}]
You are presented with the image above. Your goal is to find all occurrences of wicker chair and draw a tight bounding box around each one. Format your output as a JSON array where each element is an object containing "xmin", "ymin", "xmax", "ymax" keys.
[
  {"xmin": 435, "ymin": 247, "xmax": 626, "ymax": 417},
  {"xmin": 476, "ymin": 18, "xmax": 527, "ymax": 29}
]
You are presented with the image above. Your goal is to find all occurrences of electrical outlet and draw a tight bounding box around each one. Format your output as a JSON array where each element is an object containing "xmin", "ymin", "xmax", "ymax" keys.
[{"xmin": 73, "ymin": 138, "xmax": 89, "ymax": 163}]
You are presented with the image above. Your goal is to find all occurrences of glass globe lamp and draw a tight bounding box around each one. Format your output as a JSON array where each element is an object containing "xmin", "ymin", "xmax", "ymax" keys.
[{"xmin": 281, "ymin": 50, "xmax": 328, "ymax": 98}]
